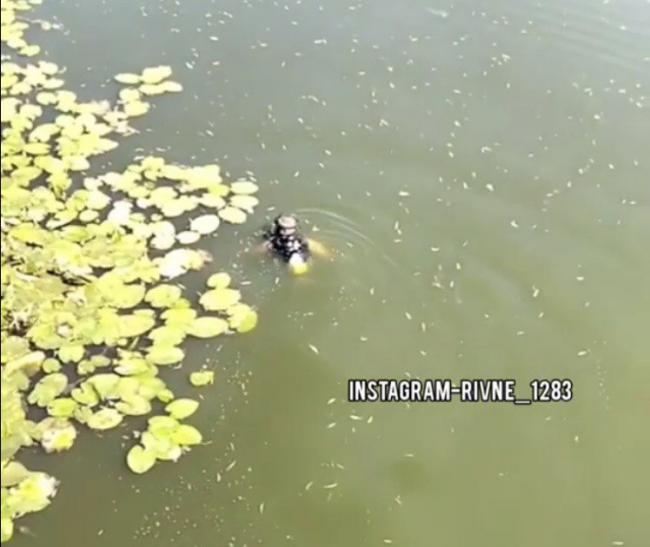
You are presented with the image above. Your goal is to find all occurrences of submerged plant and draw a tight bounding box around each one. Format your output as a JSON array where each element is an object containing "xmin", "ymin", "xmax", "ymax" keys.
[{"xmin": 1, "ymin": 0, "xmax": 259, "ymax": 541}]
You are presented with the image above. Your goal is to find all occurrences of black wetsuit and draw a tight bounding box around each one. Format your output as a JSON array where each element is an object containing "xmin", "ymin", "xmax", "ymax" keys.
[{"xmin": 264, "ymin": 226, "xmax": 310, "ymax": 263}]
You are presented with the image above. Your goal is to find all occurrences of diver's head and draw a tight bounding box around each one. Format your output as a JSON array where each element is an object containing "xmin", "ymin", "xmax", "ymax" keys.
[{"xmin": 274, "ymin": 214, "xmax": 298, "ymax": 236}]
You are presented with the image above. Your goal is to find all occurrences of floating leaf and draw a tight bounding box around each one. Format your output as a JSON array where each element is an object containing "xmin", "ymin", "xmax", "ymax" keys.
[
  {"xmin": 199, "ymin": 288, "xmax": 241, "ymax": 311},
  {"xmin": 145, "ymin": 284, "xmax": 182, "ymax": 308},
  {"xmin": 123, "ymin": 100, "xmax": 150, "ymax": 117},
  {"xmin": 27, "ymin": 374, "xmax": 68, "ymax": 407},
  {"xmin": 146, "ymin": 345, "xmax": 185, "ymax": 365},
  {"xmin": 148, "ymin": 325, "xmax": 186, "ymax": 346},
  {"xmin": 40, "ymin": 418, "xmax": 77, "ymax": 452},
  {"xmin": 47, "ymin": 398, "xmax": 78, "ymax": 418},
  {"xmin": 116, "ymin": 396, "xmax": 152, "ymax": 416},
  {"xmin": 58, "ymin": 344, "xmax": 85, "ymax": 363},
  {"xmin": 230, "ymin": 181, "xmax": 259, "ymax": 194},
  {"xmin": 86, "ymin": 408, "xmax": 123, "ymax": 430},
  {"xmin": 176, "ymin": 230, "xmax": 201, "ymax": 244},
  {"xmin": 119, "ymin": 314, "xmax": 156, "ymax": 337},
  {"xmin": 1, "ymin": 461, "xmax": 30, "ymax": 488},
  {"xmin": 114, "ymin": 73, "xmax": 141, "ymax": 84},
  {"xmin": 228, "ymin": 304, "xmax": 259, "ymax": 333},
  {"xmin": 187, "ymin": 316, "xmax": 229, "ymax": 338},
  {"xmin": 141, "ymin": 65, "xmax": 172, "ymax": 84},
  {"xmin": 206, "ymin": 272, "xmax": 231, "ymax": 289},
  {"xmin": 172, "ymin": 424, "xmax": 202, "ymax": 446},
  {"xmin": 229, "ymin": 194, "xmax": 259, "ymax": 212},
  {"xmin": 189, "ymin": 371, "xmax": 214, "ymax": 387},
  {"xmin": 165, "ymin": 398, "xmax": 199, "ymax": 420},
  {"xmin": 190, "ymin": 214, "xmax": 220, "ymax": 235},
  {"xmin": 126, "ymin": 445, "xmax": 156, "ymax": 474},
  {"xmin": 160, "ymin": 80, "xmax": 183, "ymax": 93},
  {"xmin": 141, "ymin": 432, "xmax": 182, "ymax": 461},
  {"xmin": 218, "ymin": 206, "xmax": 247, "ymax": 224}
]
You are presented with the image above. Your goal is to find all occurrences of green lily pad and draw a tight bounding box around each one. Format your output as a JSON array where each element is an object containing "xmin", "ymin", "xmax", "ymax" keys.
[
  {"xmin": 229, "ymin": 194, "xmax": 259, "ymax": 212},
  {"xmin": 145, "ymin": 284, "xmax": 182, "ymax": 308},
  {"xmin": 27, "ymin": 374, "xmax": 68, "ymax": 407},
  {"xmin": 86, "ymin": 408, "xmax": 124, "ymax": 430},
  {"xmin": 148, "ymin": 325, "xmax": 186, "ymax": 346},
  {"xmin": 189, "ymin": 371, "xmax": 214, "ymax": 387},
  {"xmin": 230, "ymin": 181, "xmax": 259, "ymax": 194},
  {"xmin": 1, "ymin": 461, "xmax": 30, "ymax": 488},
  {"xmin": 227, "ymin": 304, "xmax": 259, "ymax": 333},
  {"xmin": 140, "ymin": 431, "xmax": 182, "ymax": 461},
  {"xmin": 187, "ymin": 316, "xmax": 229, "ymax": 338},
  {"xmin": 126, "ymin": 444, "xmax": 156, "ymax": 474},
  {"xmin": 114, "ymin": 73, "xmax": 141, "ymax": 84},
  {"xmin": 199, "ymin": 288, "xmax": 241, "ymax": 311},
  {"xmin": 206, "ymin": 272, "xmax": 231, "ymax": 289},
  {"xmin": 146, "ymin": 345, "xmax": 185, "ymax": 365},
  {"xmin": 172, "ymin": 424, "xmax": 202, "ymax": 446},
  {"xmin": 39, "ymin": 418, "xmax": 77, "ymax": 452},
  {"xmin": 218, "ymin": 206, "xmax": 247, "ymax": 224},
  {"xmin": 115, "ymin": 396, "xmax": 152, "ymax": 416},
  {"xmin": 190, "ymin": 214, "xmax": 220, "ymax": 235},
  {"xmin": 165, "ymin": 398, "xmax": 199, "ymax": 420},
  {"xmin": 119, "ymin": 314, "xmax": 156, "ymax": 337},
  {"xmin": 141, "ymin": 65, "xmax": 172, "ymax": 84},
  {"xmin": 47, "ymin": 398, "xmax": 78, "ymax": 418}
]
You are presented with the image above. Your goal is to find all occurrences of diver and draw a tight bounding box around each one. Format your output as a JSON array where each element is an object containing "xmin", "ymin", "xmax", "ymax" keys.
[{"xmin": 260, "ymin": 214, "xmax": 330, "ymax": 275}]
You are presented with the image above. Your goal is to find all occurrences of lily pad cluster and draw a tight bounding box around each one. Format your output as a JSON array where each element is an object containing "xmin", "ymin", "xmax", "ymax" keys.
[{"xmin": 1, "ymin": 0, "xmax": 260, "ymax": 542}]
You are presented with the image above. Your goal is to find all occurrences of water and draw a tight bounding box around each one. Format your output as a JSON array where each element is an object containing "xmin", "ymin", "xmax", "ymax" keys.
[{"xmin": 14, "ymin": 0, "xmax": 650, "ymax": 545}]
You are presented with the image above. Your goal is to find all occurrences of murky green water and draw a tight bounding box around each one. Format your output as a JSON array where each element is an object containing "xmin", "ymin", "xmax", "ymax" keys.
[{"xmin": 14, "ymin": 0, "xmax": 650, "ymax": 545}]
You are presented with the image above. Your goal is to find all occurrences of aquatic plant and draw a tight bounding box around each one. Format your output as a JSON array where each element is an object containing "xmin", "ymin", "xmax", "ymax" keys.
[{"xmin": 1, "ymin": 0, "xmax": 259, "ymax": 541}]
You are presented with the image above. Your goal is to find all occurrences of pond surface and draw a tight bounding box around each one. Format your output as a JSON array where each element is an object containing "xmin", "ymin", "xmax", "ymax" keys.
[{"xmin": 15, "ymin": 0, "xmax": 650, "ymax": 545}]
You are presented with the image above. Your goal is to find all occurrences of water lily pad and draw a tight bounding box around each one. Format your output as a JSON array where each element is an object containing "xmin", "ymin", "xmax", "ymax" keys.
[
  {"xmin": 176, "ymin": 230, "xmax": 201, "ymax": 244},
  {"xmin": 146, "ymin": 345, "xmax": 185, "ymax": 365},
  {"xmin": 187, "ymin": 316, "xmax": 229, "ymax": 338},
  {"xmin": 147, "ymin": 415, "xmax": 179, "ymax": 439},
  {"xmin": 39, "ymin": 418, "xmax": 77, "ymax": 452},
  {"xmin": 229, "ymin": 194, "xmax": 259, "ymax": 212},
  {"xmin": 119, "ymin": 313, "xmax": 156, "ymax": 337},
  {"xmin": 57, "ymin": 344, "xmax": 85, "ymax": 363},
  {"xmin": 126, "ymin": 444, "xmax": 156, "ymax": 474},
  {"xmin": 165, "ymin": 398, "xmax": 199, "ymax": 420},
  {"xmin": 86, "ymin": 373, "xmax": 121, "ymax": 400},
  {"xmin": 140, "ymin": 431, "xmax": 181, "ymax": 461},
  {"xmin": 148, "ymin": 325, "xmax": 186, "ymax": 346},
  {"xmin": 123, "ymin": 100, "xmax": 150, "ymax": 117},
  {"xmin": 172, "ymin": 424, "xmax": 203, "ymax": 446},
  {"xmin": 114, "ymin": 73, "xmax": 141, "ymax": 84},
  {"xmin": 190, "ymin": 214, "xmax": 220, "ymax": 235},
  {"xmin": 189, "ymin": 371, "xmax": 214, "ymax": 387},
  {"xmin": 1, "ymin": 461, "xmax": 30, "ymax": 488},
  {"xmin": 116, "ymin": 396, "xmax": 152, "ymax": 416},
  {"xmin": 86, "ymin": 408, "xmax": 123, "ymax": 430},
  {"xmin": 145, "ymin": 284, "xmax": 182, "ymax": 308},
  {"xmin": 162, "ymin": 308, "xmax": 197, "ymax": 329},
  {"xmin": 218, "ymin": 206, "xmax": 247, "ymax": 224},
  {"xmin": 199, "ymin": 288, "xmax": 241, "ymax": 311},
  {"xmin": 160, "ymin": 80, "xmax": 183, "ymax": 93},
  {"xmin": 141, "ymin": 65, "xmax": 172, "ymax": 84},
  {"xmin": 228, "ymin": 304, "xmax": 259, "ymax": 333},
  {"xmin": 47, "ymin": 398, "xmax": 78, "ymax": 418},
  {"xmin": 230, "ymin": 181, "xmax": 259, "ymax": 194},
  {"xmin": 27, "ymin": 374, "xmax": 68, "ymax": 407},
  {"xmin": 206, "ymin": 272, "xmax": 231, "ymax": 289}
]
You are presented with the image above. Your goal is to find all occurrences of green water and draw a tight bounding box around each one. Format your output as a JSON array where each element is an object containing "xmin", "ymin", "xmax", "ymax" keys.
[{"xmin": 14, "ymin": 0, "xmax": 650, "ymax": 545}]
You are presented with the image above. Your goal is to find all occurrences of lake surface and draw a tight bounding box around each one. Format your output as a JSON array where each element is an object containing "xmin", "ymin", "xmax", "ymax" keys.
[{"xmin": 15, "ymin": 0, "xmax": 650, "ymax": 545}]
